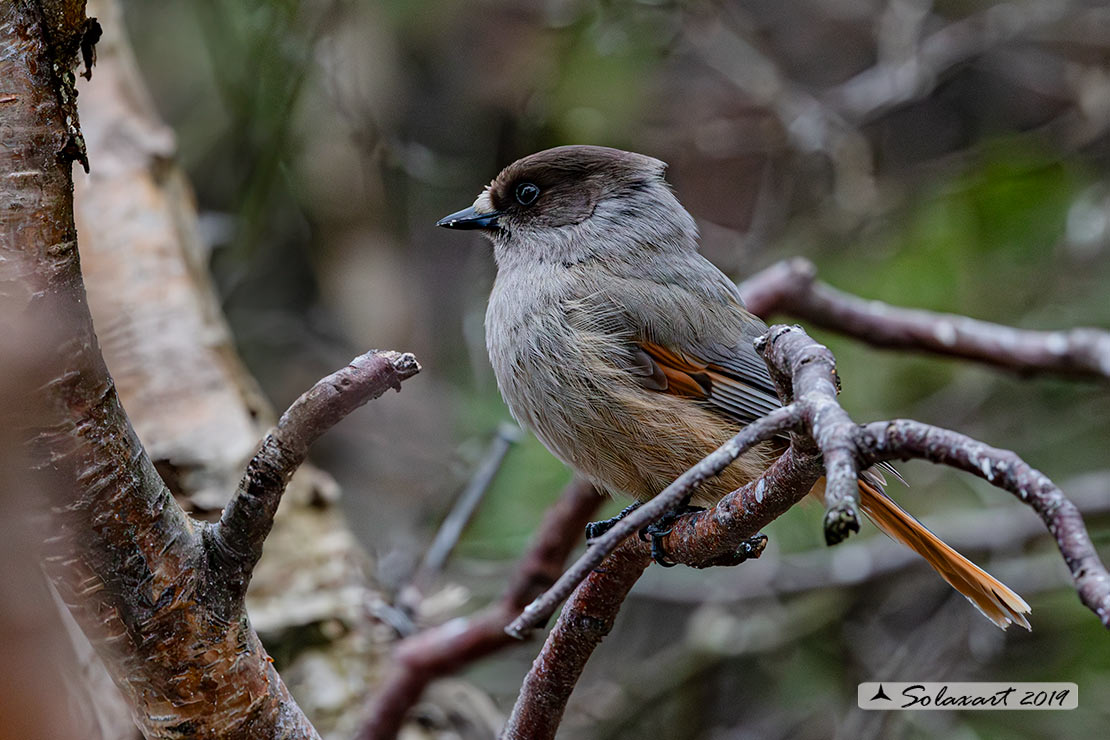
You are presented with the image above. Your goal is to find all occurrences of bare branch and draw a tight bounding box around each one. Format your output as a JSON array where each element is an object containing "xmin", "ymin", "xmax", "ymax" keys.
[
  {"xmin": 1, "ymin": 3, "xmax": 336, "ymax": 736},
  {"xmin": 499, "ymin": 449, "xmax": 824, "ymax": 739},
  {"xmin": 740, "ymin": 258, "xmax": 1110, "ymax": 381},
  {"xmin": 214, "ymin": 350, "xmax": 420, "ymax": 597},
  {"xmin": 634, "ymin": 473, "xmax": 1110, "ymax": 605},
  {"xmin": 766, "ymin": 325, "xmax": 1110, "ymax": 627},
  {"xmin": 655, "ymin": 445, "xmax": 821, "ymax": 568},
  {"xmin": 756, "ymin": 323, "xmax": 863, "ymax": 544},
  {"xmin": 855, "ymin": 420, "xmax": 1110, "ymax": 626},
  {"xmin": 358, "ymin": 478, "xmax": 602, "ymax": 740},
  {"xmin": 502, "ymin": 539, "xmax": 653, "ymax": 740}
]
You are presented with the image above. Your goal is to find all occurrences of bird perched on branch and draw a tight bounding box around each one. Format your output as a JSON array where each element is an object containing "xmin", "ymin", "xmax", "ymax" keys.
[{"xmin": 438, "ymin": 145, "xmax": 1030, "ymax": 630}]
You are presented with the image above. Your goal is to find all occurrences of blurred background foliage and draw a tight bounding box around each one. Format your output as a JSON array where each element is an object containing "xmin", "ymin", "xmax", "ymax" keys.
[{"xmin": 118, "ymin": 0, "xmax": 1110, "ymax": 737}]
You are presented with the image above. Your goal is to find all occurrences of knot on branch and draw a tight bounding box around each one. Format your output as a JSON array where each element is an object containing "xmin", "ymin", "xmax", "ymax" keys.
[
  {"xmin": 381, "ymin": 350, "xmax": 421, "ymax": 384},
  {"xmin": 700, "ymin": 532, "xmax": 768, "ymax": 568}
]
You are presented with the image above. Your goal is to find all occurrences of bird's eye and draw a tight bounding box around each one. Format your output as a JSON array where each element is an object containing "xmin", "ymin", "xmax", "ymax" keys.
[{"xmin": 514, "ymin": 182, "xmax": 540, "ymax": 206}]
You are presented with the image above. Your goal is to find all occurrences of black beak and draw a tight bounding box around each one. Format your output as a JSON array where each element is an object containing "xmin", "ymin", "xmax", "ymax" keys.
[{"xmin": 436, "ymin": 205, "xmax": 501, "ymax": 230}]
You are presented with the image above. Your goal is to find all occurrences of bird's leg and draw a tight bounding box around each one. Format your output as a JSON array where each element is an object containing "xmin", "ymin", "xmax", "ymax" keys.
[
  {"xmin": 639, "ymin": 499, "xmax": 706, "ymax": 567},
  {"xmin": 588, "ymin": 499, "xmax": 764, "ymax": 569},
  {"xmin": 585, "ymin": 502, "xmax": 642, "ymax": 541}
]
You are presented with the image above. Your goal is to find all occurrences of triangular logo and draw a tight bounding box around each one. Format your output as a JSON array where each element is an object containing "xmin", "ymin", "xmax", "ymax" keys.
[{"xmin": 870, "ymin": 684, "xmax": 892, "ymax": 701}]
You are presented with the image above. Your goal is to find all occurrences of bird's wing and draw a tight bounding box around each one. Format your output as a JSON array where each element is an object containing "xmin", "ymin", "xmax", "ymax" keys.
[
  {"xmin": 634, "ymin": 337, "xmax": 905, "ymax": 486},
  {"xmin": 635, "ymin": 338, "xmax": 782, "ymax": 428}
]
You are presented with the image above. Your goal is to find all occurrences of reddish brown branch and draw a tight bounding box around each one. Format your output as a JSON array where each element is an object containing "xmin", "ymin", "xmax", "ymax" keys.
[
  {"xmin": 1, "ymin": 3, "xmax": 333, "ymax": 737},
  {"xmin": 500, "ymin": 446, "xmax": 822, "ymax": 738},
  {"xmin": 501, "ymin": 538, "xmax": 653, "ymax": 740},
  {"xmin": 2, "ymin": 7, "xmax": 425, "ymax": 734},
  {"xmin": 654, "ymin": 445, "xmax": 821, "ymax": 566},
  {"xmin": 634, "ymin": 475, "xmax": 1110, "ymax": 605},
  {"xmin": 214, "ymin": 350, "xmax": 420, "ymax": 598},
  {"xmin": 740, "ymin": 258, "xmax": 1110, "ymax": 381},
  {"xmin": 358, "ymin": 478, "xmax": 602, "ymax": 740}
]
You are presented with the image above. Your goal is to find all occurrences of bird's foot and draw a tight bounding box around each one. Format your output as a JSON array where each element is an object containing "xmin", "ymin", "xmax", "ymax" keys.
[
  {"xmin": 638, "ymin": 505, "xmax": 706, "ymax": 567},
  {"xmin": 585, "ymin": 503, "xmax": 642, "ymax": 541}
]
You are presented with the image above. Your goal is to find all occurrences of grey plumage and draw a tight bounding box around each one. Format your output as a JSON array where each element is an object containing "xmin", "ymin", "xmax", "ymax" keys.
[
  {"xmin": 479, "ymin": 146, "xmax": 775, "ymax": 504},
  {"xmin": 440, "ymin": 145, "xmax": 1030, "ymax": 629}
]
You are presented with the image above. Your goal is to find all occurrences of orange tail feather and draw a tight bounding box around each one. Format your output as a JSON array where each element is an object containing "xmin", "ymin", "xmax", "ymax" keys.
[{"xmin": 813, "ymin": 479, "xmax": 1031, "ymax": 630}]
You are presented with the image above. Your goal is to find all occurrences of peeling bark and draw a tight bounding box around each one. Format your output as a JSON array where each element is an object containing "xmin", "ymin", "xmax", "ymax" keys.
[{"xmin": 1, "ymin": 3, "xmax": 343, "ymax": 737}]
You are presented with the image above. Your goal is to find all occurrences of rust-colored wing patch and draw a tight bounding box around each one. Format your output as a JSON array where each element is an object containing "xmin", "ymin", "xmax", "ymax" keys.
[
  {"xmin": 638, "ymin": 341, "xmax": 782, "ymax": 424},
  {"xmin": 638, "ymin": 342, "xmax": 712, "ymax": 399}
]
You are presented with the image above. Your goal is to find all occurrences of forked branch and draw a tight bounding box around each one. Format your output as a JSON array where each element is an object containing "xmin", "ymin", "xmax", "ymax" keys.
[
  {"xmin": 4, "ymin": 2, "xmax": 430, "ymax": 736},
  {"xmin": 504, "ymin": 404, "xmax": 805, "ymax": 638},
  {"xmin": 854, "ymin": 420, "xmax": 1110, "ymax": 625}
]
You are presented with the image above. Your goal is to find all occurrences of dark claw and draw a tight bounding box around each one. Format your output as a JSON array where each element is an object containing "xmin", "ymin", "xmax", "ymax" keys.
[
  {"xmin": 586, "ymin": 503, "xmax": 641, "ymax": 541},
  {"xmin": 640, "ymin": 505, "xmax": 706, "ymax": 567},
  {"xmin": 649, "ymin": 526, "xmax": 677, "ymax": 567}
]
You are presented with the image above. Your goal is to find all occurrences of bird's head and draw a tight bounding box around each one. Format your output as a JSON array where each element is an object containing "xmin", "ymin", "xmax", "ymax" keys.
[{"xmin": 437, "ymin": 145, "xmax": 697, "ymax": 269}]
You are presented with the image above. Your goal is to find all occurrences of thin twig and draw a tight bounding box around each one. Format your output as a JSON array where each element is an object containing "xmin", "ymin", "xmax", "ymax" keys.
[
  {"xmin": 214, "ymin": 350, "xmax": 420, "ymax": 597},
  {"xmin": 398, "ymin": 422, "xmax": 522, "ymax": 616},
  {"xmin": 358, "ymin": 478, "xmax": 601, "ymax": 740},
  {"xmin": 740, "ymin": 258, "xmax": 1110, "ymax": 381}
]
